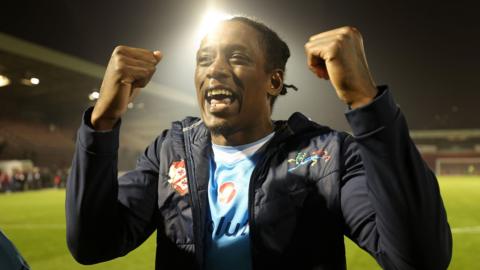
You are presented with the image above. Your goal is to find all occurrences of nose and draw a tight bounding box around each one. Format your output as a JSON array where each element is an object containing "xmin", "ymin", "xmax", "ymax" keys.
[{"xmin": 206, "ymin": 55, "xmax": 229, "ymax": 80}]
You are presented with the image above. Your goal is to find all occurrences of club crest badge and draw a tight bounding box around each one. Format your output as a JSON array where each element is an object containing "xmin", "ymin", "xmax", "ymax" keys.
[
  {"xmin": 167, "ymin": 160, "xmax": 189, "ymax": 196},
  {"xmin": 288, "ymin": 148, "xmax": 331, "ymax": 172}
]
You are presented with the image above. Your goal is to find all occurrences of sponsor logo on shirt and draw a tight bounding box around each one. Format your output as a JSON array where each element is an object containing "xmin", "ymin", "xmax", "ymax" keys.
[
  {"xmin": 218, "ymin": 182, "xmax": 236, "ymax": 204},
  {"xmin": 208, "ymin": 217, "xmax": 249, "ymax": 237},
  {"xmin": 168, "ymin": 160, "xmax": 189, "ymax": 196}
]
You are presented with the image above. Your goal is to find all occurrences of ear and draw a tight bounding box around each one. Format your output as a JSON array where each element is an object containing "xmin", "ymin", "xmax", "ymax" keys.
[{"xmin": 267, "ymin": 69, "xmax": 284, "ymax": 96}]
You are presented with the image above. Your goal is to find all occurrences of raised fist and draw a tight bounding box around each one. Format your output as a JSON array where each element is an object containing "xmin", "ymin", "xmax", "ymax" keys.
[
  {"xmin": 305, "ymin": 26, "xmax": 377, "ymax": 108},
  {"xmin": 91, "ymin": 46, "xmax": 162, "ymax": 130}
]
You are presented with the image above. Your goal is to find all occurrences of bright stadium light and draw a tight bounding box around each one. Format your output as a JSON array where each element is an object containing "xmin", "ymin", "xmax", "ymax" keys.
[
  {"xmin": 0, "ymin": 74, "xmax": 11, "ymax": 87},
  {"xmin": 30, "ymin": 77, "xmax": 40, "ymax": 85},
  {"xmin": 195, "ymin": 9, "xmax": 232, "ymax": 46},
  {"xmin": 20, "ymin": 74, "xmax": 40, "ymax": 86},
  {"xmin": 88, "ymin": 91, "xmax": 100, "ymax": 101}
]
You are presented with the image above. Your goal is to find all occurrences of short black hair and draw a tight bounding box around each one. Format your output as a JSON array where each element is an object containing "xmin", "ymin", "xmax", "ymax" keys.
[{"xmin": 226, "ymin": 16, "xmax": 294, "ymax": 108}]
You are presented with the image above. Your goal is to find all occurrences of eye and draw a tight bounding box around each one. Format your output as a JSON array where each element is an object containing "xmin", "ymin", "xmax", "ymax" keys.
[
  {"xmin": 197, "ymin": 55, "xmax": 213, "ymax": 66},
  {"xmin": 230, "ymin": 53, "xmax": 249, "ymax": 64}
]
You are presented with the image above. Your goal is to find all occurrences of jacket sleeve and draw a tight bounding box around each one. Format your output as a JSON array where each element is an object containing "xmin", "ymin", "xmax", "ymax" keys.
[
  {"xmin": 340, "ymin": 87, "xmax": 452, "ymax": 269},
  {"xmin": 66, "ymin": 107, "xmax": 166, "ymax": 265}
]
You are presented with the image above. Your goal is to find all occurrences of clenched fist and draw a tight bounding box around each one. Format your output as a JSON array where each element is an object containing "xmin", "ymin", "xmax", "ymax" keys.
[
  {"xmin": 305, "ymin": 26, "xmax": 377, "ymax": 109},
  {"xmin": 91, "ymin": 46, "xmax": 162, "ymax": 130}
]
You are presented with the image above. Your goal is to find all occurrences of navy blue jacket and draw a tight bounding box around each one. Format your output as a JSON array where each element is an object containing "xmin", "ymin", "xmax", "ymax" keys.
[
  {"xmin": 0, "ymin": 229, "xmax": 30, "ymax": 270},
  {"xmin": 66, "ymin": 88, "xmax": 452, "ymax": 269}
]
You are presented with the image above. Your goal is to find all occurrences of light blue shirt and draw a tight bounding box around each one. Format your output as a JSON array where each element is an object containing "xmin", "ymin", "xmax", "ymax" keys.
[{"xmin": 205, "ymin": 133, "xmax": 274, "ymax": 270}]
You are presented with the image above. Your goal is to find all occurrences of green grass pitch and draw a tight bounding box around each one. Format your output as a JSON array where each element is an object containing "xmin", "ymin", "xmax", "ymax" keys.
[{"xmin": 1, "ymin": 176, "xmax": 479, "ymax": 269}]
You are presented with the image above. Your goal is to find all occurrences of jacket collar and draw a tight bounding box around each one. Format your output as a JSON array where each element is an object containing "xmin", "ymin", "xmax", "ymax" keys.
[{"xmin": 176, "ymin": 112, "xmax": 329, "ymax": 147}]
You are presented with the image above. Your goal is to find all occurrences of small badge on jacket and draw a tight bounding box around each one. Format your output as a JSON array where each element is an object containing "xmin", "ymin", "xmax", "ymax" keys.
[
  {"xmin": 288, "ymin": 148, "xmax": 331, "ymax": 172},
  {"xmin": 168, "ymin": 160, "xmax": 189, "ymax": 196}
]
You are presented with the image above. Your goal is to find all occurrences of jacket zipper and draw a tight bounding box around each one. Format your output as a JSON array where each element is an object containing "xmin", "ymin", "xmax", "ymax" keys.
[
  {"xmin": 247, "ymin": 161, "xmax": 262, "ymax": 268},
  {"xmin": 183, "ymin": 123, "xmax": 205, "ymax": 269},
  {"xmin": 248, "ymin": 131, "xmax": 286, "ymax": 268}
]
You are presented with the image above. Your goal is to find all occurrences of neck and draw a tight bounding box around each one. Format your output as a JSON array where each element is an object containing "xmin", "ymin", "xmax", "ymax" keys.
[{"xmin": 211, "ymin": 119, "xmax": 274, "ymax": 146}]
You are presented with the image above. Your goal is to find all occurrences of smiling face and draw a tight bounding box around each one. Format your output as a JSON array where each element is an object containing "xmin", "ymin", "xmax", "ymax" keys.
[{"xmin": 195, "ymin": 21, "xmax": 276, "ymax": 144}]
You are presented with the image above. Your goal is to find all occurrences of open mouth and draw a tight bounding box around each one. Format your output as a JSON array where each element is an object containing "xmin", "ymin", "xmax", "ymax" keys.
[{"xmin": 205, "ymin": 88, "xmax": 237, "ymax": 105}]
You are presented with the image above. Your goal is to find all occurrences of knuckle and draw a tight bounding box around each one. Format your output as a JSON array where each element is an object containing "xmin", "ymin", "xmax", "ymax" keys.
[
  {"xmin": 336, "ymin": 34, "xmax": 346, "ymax": 42},
  {"xmin": 343, "ymin": 26, "xmax": 354, "ymax": 33},
  {"xmin": 113, "ymin": 45, "xmax": 126, "ymax": 55},
  {"xmin": 340, "ymin": 26, "xmax": 356, "ymax": 36},
  {"xmin": 345, "ymin": 26, "xmax": 361, "ymax": 37}
]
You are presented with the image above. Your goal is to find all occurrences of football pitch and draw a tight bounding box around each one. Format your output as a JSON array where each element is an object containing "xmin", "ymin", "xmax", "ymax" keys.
[{"xmin": 1, "ymin": 176, "xmax": 479, "ymax": 269}]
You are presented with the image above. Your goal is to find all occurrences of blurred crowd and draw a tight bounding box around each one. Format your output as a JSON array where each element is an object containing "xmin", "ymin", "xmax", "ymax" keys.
[{"xmin": 0, "ymin": 167, "xmax": 68, "ymax": 193}]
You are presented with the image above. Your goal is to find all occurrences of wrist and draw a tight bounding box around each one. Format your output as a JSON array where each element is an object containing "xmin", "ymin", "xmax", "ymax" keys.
[
  {"xmin": 91, "ymin": 109, "xmax": 119, "ymax": 131},
  {"xmin": 348, "ymin": 84, "xmax": 378, "ymax": 109}
]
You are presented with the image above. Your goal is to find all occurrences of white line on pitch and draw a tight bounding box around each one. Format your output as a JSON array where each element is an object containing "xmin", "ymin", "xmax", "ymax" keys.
[
  {"xmin": 451, "ymin": 226, "xmax": 480, "ymax": 234},
  {"xmin": 0, "ymin": 224, "xmax": 65, "ymax": 229}
]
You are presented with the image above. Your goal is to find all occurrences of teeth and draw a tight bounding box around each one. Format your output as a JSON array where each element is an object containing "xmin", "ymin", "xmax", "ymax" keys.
[{"xmin": 207, "ymin": 89, "xmax": 233, "ymax": 97}]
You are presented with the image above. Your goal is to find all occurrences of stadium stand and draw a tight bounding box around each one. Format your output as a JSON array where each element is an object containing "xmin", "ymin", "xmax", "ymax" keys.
[{"xmin": 412, "ymin": 129, "xmax": 480, "ymax": 175}]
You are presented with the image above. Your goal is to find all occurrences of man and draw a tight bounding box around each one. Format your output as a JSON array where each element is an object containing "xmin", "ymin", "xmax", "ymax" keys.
[{"xmin": 66, "ymin": 17, "xmax": 452, "ymax": 269}]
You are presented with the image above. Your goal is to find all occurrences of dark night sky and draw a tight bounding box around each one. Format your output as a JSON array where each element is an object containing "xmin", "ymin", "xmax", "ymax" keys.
[{"xmin": 1, "ymin": 0, "xmax": 479, "ymax": 130}]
